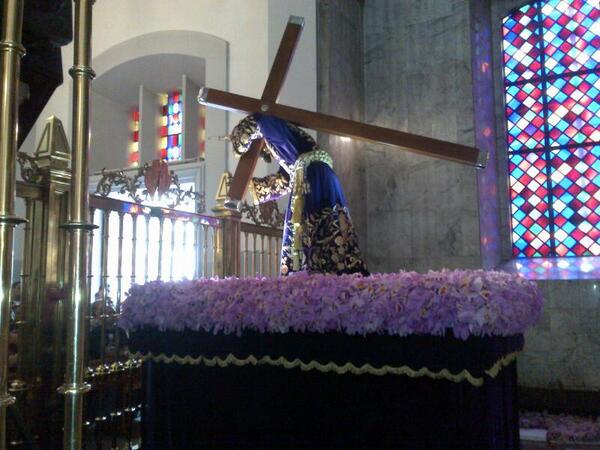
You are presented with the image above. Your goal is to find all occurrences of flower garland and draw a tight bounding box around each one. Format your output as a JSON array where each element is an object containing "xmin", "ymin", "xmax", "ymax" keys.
[{"xmin": 120, "ymin": 270, "xmax": 543, "ymax": 340}]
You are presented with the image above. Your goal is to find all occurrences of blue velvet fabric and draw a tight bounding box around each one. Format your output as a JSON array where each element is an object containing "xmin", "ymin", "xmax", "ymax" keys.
[
  {"xmin": 303, "ymin": 162, "xmax": 347, "ymax": 215},
  {"xmin": 254, "ymin": 114, "xmax": 307, "ymax": 165},
  {"xmin": 137, "ymin": 329, "xmax": 522, "ymax": 450},
  {"xmin": 254, "ymin": 114, "xmax": 347, "ymax": 215},
  {"xmin": 251, "ymin": 114, "xmax": 366, "ymax": 275}
]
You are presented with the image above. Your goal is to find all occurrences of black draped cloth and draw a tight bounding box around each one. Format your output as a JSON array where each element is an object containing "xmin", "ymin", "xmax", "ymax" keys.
[
  {"xmin": 0, "ymin": 0, "xmax": 72, "ymax": 147},
  {"xmin": 131, "ymin": 329, "xmax": 523, "ymax": 450}
]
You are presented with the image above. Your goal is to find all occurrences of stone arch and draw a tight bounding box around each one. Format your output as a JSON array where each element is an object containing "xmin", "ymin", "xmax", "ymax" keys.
[
  {"xmin": 92, "ymin": 30, "xmax": 228, "ymax": 90},
  {"xmin": 90, "ymin": 30, "xmax": 229, "ymax": 208}
]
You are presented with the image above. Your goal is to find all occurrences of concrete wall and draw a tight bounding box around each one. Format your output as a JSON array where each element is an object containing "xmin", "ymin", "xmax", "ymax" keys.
[
  {"xmin": 317, "ymin": 0, "xmax": 368, "ymax": 254},
  {"xmin": 363, "ymin": 0, "xmax": 481, "ymax": 273},
  {"xmin": 360, "ymin": 0, "xmax": 600, "ymax": 393},
  {"xmin": 359, "ymin": 0, "xmax": 600, "ymax": 392},
  {"xmin": 90, "ymin": 91, "xmax": 130, "ymax": 172},
  {"xmin": 520, "ymin": 280, "xmax": 600, "ymax": 390}
]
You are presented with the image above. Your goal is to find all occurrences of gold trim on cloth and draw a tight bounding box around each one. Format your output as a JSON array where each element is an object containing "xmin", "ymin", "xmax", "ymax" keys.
[
  {"xmin": 131, "ymin": 350, "xmax": 521, "ymax": 387},
  {"xmin": 484, "ymin": 350, "xmax": 522, "ymax": 378},
  {"xmin": 289, "ymin": 149, "xmax": 334, "ymax": 270}
]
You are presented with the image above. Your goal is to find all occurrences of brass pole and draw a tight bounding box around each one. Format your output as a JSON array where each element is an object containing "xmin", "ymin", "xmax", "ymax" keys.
[
  {"xmin": 144, "ymin": 215, "xmax": 150, "ymax": 282},
  {"xmin": 243, "ymin": 231, "xmax": 248, "ymax": 277},
  {"xmin": 193, "ymin": 222, "xmax": 199, "ymax": 279},
  {"xmin": 212, "ymin": 209, "xmax": 240, "ymax": 277},
  {"xmin": 130, "ymin": 213, "xmax": 137, "ymax": 286},
  {"xmin": 168, "ymin": 218, "xmax": 175, "ymax": 281},
  {"xmin": 87, "ymin": 207, "xmax": 95, "ymax": 306},
  {"xmin": 17, "ymin": 198, "xmax": 34, "ymax": 384},
  {"xmin": 99, "ymin": 210, "xmax": 109, "ymax": 361},
  {"xmin": 252, "ymin": 233, "xmax": 257, "ymax": 276},
  {"xmin": 0, "ymin": 1, "xmax": 25, "ymax": 448},
  {"xmin": 59, "ymin": 1, "xmax": 95, "ymax": 449},
  {"xmin": 202, "ymin": 224, "xmax": 208, "ymax": 277},
  {"xmin": 157, "ymin": 216, "xmax": 164, "ymax": 280},
  {"xmin": 180, "ymin": 221, "xmax": 187, "ymax": 280},
  {"xmin": 116, "ymin": 211, "xmax": 124, "ymax": 310}
]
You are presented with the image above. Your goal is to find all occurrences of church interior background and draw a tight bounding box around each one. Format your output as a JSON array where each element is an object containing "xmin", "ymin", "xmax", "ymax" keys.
[{"xmin": 1, "ymin": 0, "xmax": 599, "ymax": 448}]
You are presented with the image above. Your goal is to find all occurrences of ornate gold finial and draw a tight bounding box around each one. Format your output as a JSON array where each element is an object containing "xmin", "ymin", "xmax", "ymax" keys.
[
  {"xmin": 17, "ymin": 116, "xmax": 72, "ymax": 190},
  {"xmin": 34, "ymin": 115, "xmax": 70, "ymax": 169},
  {"xmin": 213, "ymin": 171, "xmax": 240, "ymax": 213}
]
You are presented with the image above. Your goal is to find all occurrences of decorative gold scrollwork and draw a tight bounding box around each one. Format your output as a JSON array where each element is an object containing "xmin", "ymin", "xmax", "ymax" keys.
[
  {"xmin": 16, "ymin": 151, "xmax": 42, "ymax": 184},
  {"xmin": 94, "ymin": 160, "xmax": 206, "ymax": 212},
  {"xmin": 240, "ymin": 200, "xmax": 285, "ymax": 228}
]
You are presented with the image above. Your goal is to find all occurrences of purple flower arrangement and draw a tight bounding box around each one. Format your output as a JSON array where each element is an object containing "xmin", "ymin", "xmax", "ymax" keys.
[
  {"xmin": 520, "ymin": 411, "xmax": 600, "ymax": 443},
  {"xmin": 120, "ymin": 270, "xmax": 543, "ymax": 339}
]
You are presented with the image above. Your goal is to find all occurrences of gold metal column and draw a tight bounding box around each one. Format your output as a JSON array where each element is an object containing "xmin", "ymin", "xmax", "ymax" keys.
[
  {"xmin": 0, "ymin": 1, "xmax": 25, "ymax": 448},
  {"xmin": 213, "ymin": 172, "xmax": 241, "ymax": 277},
  {"xmin": 59, "ymin": 1, "xmax": 96, "ymax": 449}
]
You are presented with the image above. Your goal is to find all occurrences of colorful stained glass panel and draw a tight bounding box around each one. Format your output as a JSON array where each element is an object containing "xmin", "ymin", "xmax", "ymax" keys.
[
  {"xmin": 541, "ymin": 0, "xmax": 600, "ymax": 75},
  {"xmin": 509, "ymin": 152, "xmax": 553, "ymax": 257},
  {"xmin": 550, "ymin": 145, "xmax": 600, "ymax": 255},
  {"xmin": 129, "ymin": 108, "xmax": 140, "ymax": 167},
  {"xmin": 503, "ymin": 0, "xmax": 600, "ymax": 258},
  {"xmin": 505, "ymin": 82, "xmax": 546, "ymax": 150},
  {"xmin": 502, "ymin": 2, "xmax": 543, "ymax": 83},
  {"xmin": 160, "ymin": 91, "xmax": 183, "ymax": 161},
  {"xmin": 546, "ymin": 72, "xmax": 600, "ymax": 146}
]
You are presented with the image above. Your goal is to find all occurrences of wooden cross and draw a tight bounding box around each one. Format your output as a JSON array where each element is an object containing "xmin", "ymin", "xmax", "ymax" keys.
[{"xmin": 199, "ymin": 16, "xmax": 487, "ymax": 209}]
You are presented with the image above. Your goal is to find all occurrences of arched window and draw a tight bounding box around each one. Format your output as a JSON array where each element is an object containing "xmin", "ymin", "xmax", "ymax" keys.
[{"xmin": 502, "ymin": 0, "xmax": 599, "ymax": 257}]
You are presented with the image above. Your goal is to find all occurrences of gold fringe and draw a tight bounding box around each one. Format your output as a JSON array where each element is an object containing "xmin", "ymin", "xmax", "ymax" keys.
[
  {"xmin": 131, "ymin": 350, "xmax": 522, "ymax": 387},
  {"xmin": 484, "ymin": 350, "xmax": 521, "ymax": 378}
]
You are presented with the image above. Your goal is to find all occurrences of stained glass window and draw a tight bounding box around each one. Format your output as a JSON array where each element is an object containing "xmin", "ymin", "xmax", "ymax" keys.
[
  {"xmin": 160, "ymin": 91, "xmax": 183, "ymax": 161},
  {"xmin": 129, "ymin": 108, "xmax": 140, "ymax": 167},
  {"xmin": 502, "ymin": 0, "xmax": 599, "ymax": 257}
]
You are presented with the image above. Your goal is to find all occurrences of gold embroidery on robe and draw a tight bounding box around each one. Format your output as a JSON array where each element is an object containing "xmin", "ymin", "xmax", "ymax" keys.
[
  {"xmin": 281, "ymin": 204, "xmax": 367, "ymax": 276},
  {"xmin": 251, "ymin": 171, "xmax": 291, "ymax": 203}
]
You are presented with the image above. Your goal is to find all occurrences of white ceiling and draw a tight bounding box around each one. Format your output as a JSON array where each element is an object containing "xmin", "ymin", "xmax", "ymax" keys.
[{"xmin": 93, "ymin": 53, "xmax": 206, "ymax": 105}]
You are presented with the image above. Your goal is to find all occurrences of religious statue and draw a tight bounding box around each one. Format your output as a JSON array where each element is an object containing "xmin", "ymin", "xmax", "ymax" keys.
[
  {"xmin": 231, "ymin": 114, "xmax": 368, "ymax": 276},
  {"xmin": 201, "ymin": 15, "xmax": 484, "ymax": 276}
]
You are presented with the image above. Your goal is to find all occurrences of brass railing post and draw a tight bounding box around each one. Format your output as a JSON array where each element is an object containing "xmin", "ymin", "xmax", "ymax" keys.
[
  {"xmin": 35, "ymin": 117, "xmax": 72, "ymax": 395},
  {"xmin": 213, "ymin": 172, "xmax": 241, "ymax": 277},
  {"xmin": 59, "ymin": 1, "xmax": 95, "ymax": 449},
  {"xmin": 0, "ymin": 1, "xmax": 26, "ymax": 448}
]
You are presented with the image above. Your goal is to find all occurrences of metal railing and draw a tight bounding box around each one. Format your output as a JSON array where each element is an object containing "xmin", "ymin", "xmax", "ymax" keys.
[
  {"xmin": 240, "ymin": 222, "xmax": 282, "ymax": 277},
  {"xmin": 78, "ymin": 195, "xmax": 281, "ymax": 448},
  {"xmin": 88, "ymin": 196, "xmax": 221, "ymax": 297}
]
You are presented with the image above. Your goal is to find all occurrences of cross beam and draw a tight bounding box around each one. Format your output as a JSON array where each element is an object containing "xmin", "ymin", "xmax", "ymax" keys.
[
  {"xmin": 220, "ymin": 16, "xmax": 304, "ymax": 209},
  {"xmin": 199, "ymin": 16, "xmax": 488, "ymax": 207}
]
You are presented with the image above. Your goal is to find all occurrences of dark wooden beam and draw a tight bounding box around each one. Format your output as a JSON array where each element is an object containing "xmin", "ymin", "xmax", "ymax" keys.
[
  {"xmin": 226, "ymin": 16, "xmax": 305, "ymax": 205},
  {"xmin": 199, "ymin": 88, "xmax": 488, "ymax": 168},
  {"xmin": 225, "ymin": 139, "xmax": 263, "ymax": 209},
  {"xmin": 261, "ymin": 15, "xmax": 304, "ymax": 104}
]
